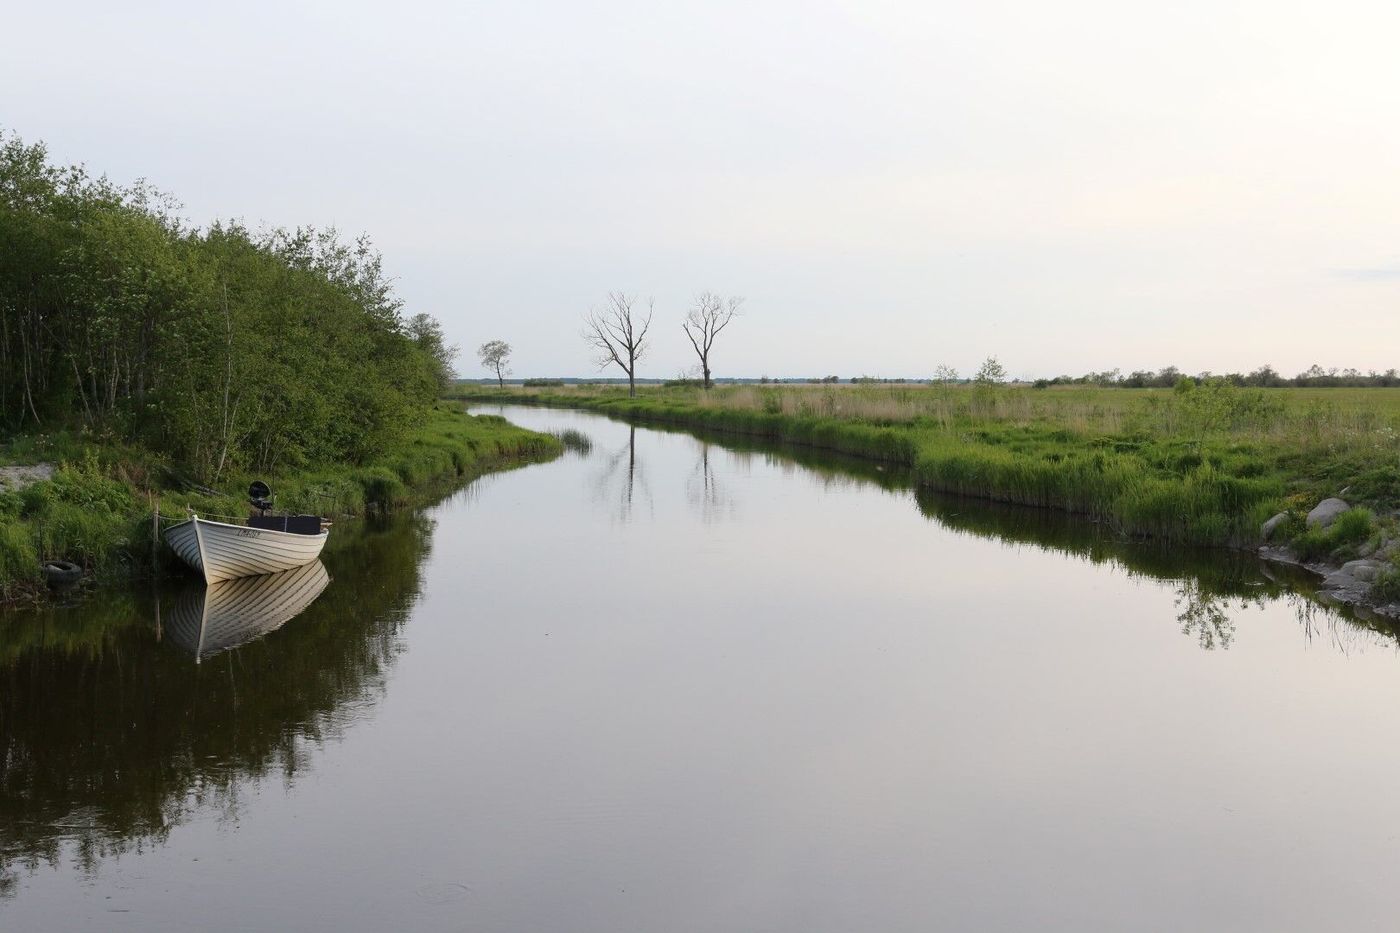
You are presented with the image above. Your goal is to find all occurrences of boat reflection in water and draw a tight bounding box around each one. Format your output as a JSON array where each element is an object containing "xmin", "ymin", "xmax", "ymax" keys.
[{"xmin": 165, "ymin": 561, "xmax": 331, "ymax": 661}]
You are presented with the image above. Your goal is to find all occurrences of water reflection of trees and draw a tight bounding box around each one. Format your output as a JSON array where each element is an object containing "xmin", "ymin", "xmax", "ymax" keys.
[
  {"xmin": 621, "ymin": 418, "xmax": 913, "ymax": 494},
  {"xmin": 592, "ymin": 425, "xmax": 652, "ymax": 522},
  {"xmin": 686, "ymin": 442, "xmax": 736, "ymax": 524},
  {"xmin": 0, "ymin": 511, "xmax": 436, "ymax": 891},
  {"xmin": 912, "ymin": 487, "xmax": 1400, "ymax": 653},
  {"xmin": 1173, "ymin": 581, "xmax": 1240, "ymax": 650}
]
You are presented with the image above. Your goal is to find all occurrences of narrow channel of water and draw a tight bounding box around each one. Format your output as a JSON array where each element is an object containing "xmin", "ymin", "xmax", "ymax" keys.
[{"xmin": 3, "ymin": 404, "xmax": 1399, "ymax": 931}]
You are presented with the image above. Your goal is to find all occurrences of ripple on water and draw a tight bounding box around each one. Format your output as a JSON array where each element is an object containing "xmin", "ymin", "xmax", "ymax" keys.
[{"xmin": 416, "ymin": 882, "xmax": 472, "ymax": 905}]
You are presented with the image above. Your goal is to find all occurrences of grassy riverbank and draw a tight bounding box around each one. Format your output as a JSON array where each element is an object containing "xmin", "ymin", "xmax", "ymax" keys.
[
  {"xmin": 456, "ymin": 384, "xmax": 1400, "ymax": 549},
  {"xmin": 0, "ymin": 404, "xmax": 560, "ymax": 600}
]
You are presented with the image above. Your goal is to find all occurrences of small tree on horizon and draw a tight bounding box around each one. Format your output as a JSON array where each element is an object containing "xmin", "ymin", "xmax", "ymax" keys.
[
  {"xmin": 974, "ymin": 356, "xmax": 1007, "ymax": 386},
  {"xmin": 477, "ymin": 340, "xmax": 512, "ymax": 388}
]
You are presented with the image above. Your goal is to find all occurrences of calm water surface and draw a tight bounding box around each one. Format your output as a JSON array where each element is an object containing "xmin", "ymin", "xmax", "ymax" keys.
[{"xmin": 4, "ymin": 404, "xmax": 1400, "ymax": 931}]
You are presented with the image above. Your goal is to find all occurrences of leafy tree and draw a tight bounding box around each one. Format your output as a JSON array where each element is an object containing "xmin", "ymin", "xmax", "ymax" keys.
[
  {"xmin": 0, "ymin": 129, "xmax": 447, "ymax": 478},
  {"xmin": 974, "ymin": 357, "xmax": 1006, "ymax": 385},
  {"xmin": 477, "ymin": 340, "xmax": 512, "ymax": 389},
  {"xmin": 406, "ymin": 313, "xmax": 458, "ymax": 393}
]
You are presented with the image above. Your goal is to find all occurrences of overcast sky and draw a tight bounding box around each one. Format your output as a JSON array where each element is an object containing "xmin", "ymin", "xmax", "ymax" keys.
[{"xmin": 5, "ymin": 0, "xmax": 1400, "ymax": 379}]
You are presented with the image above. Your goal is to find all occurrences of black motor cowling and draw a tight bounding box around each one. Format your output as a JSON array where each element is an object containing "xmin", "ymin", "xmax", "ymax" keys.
[{"xmin": 249, "ymin": 480, "xmax": 273, "ymax": 513}]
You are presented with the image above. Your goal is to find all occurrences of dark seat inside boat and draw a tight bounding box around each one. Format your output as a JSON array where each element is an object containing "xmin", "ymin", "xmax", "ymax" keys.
[{"xmin": 247, "ymin": 514, "xmax": 324, "ymax": 535}]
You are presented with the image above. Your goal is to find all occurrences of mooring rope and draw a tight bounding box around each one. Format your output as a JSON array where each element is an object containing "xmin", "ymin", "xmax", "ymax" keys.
[{"xmin": 153, "ymin": 510, "xmax": 249, "ymax": 524}]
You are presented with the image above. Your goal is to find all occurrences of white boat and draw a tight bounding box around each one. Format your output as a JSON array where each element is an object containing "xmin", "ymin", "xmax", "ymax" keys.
[
  {"xmin": 165, "ymin": 561, "xmax": 331, "ymax": 661},
  {"xmin": 165, "ymin": 512, "xmax": 330, "ymax": 583}
]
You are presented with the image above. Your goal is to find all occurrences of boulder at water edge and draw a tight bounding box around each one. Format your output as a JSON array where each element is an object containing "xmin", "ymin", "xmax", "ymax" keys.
[
  {"xmin": 1339, "ymin": 559, "xmax": 1387, "ymax": 583},
  {"xmin": 1306, "ymin": 498, "xmax": 1350, "ymax": 529},
  {"xmin": 1260, "ymin": 512, "xmax": 1289, "ymax": 540}
]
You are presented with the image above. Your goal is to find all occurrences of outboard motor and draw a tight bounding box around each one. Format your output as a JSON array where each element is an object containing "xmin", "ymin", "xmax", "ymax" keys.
[{"xmin": 249, "ymin": 480, "xmax": 273, "ymax": 515}]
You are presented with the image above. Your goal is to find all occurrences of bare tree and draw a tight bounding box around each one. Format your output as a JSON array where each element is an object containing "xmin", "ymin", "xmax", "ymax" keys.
[
  {"xmin": 682, "ymin": 292, "xmax": 742, "ymax": 389},
  {"xmin": 583, "ymin": 292, "xmax": 653, "ymax": 397},
  {"xmin": 477, "ymin": 340, "xmax": 512, "ymax": 388}
]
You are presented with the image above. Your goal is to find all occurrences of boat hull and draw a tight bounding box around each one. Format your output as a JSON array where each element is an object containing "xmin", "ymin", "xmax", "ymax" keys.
[{"xmin": 165, "ymin": 516, "xmax": 329, "ymax": 583}]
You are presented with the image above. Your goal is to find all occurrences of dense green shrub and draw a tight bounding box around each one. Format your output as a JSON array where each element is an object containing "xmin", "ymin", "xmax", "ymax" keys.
[
  {"xmin": 49, "ymin": 453, "xmax": 135, "ymax": 513},
  {"xmin": 0, "ymin": 130, "xmax": 451, "ymax": 479}
]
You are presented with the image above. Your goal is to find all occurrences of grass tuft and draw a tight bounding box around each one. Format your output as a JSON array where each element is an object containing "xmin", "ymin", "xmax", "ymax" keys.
[
  {"xmin": 1291, "ymin": 508, "xmax": 1377, "ymax": 561},
  {"xmin": 550, "ymin": 429, "xmax": 593, "ymax": 454}
]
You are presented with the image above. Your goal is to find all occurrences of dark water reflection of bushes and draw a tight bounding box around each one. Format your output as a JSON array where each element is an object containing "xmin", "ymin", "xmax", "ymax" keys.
[{"xmin": 0, "ymin": 511, "xmax": 435, "ymax": 891}]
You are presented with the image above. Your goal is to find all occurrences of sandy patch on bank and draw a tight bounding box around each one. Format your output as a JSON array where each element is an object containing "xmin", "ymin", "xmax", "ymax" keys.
[{"xmin": 0, "ymin": 463, "xmax": 54, "ymax": 492}]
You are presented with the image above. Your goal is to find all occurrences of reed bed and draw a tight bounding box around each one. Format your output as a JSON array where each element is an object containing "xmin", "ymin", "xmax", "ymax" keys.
[{"xmin": 549, "ymin": 429, "xmax": 594, "ymax": 454}]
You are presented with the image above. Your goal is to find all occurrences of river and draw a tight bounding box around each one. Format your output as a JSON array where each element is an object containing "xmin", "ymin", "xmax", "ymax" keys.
[{"xmin": 3, "ymin": 404, "xmax": 1400, "ymax": 931}]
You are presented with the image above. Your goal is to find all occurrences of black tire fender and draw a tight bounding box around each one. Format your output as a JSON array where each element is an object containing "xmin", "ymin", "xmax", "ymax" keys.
[{"xmin": 42, "ymin": 560, "xmax": 83, "ymax": 586}]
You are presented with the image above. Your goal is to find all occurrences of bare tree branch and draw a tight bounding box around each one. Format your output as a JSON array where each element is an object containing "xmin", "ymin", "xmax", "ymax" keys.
[
  {"xmin": 681, "ymin": 292, "xmax": 742, "ymax": 389},
  {"xmin": 582, "ymin": 292, "xmax": 652, "ymax": 396}
]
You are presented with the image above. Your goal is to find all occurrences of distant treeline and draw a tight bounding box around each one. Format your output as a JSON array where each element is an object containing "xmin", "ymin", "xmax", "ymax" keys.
[
  {"xmin": 1033, "ymin": 365, "xmax": 1400, "ymax": 389},
  {"xmin": 465, "ymin": 375, "xmax": 868, "ymax": 386},
  {"xmin": 472, "ymin": 368, "xmax": 1400, "ymax": 389},
  {"xmin": 0, "ymin": 130, "xmax": 456, "ymax": 477}
]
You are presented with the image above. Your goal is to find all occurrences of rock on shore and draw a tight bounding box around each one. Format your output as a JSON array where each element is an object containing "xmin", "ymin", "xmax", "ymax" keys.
[
  {"xmin": 1260, "ymin": 497, "xmax": 1399, "ymax": 621},
  {"xmin": 1260, "ymin": 512, "xmax": 1289, "ymax": 540}
]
